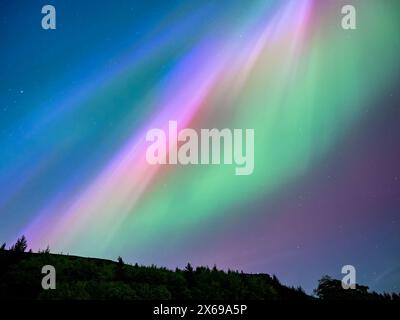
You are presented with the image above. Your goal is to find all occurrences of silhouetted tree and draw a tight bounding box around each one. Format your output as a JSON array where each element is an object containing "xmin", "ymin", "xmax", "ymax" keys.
[
  {"xmin": 2, "ymin": 244, "xmax": 398, "ymax": 301},
  {"xmin": 185, "ymin": 263, "xmax": 193, "ymax": 273},
  {"xmin": 0, "ymin": 243, "xmax": 6, "ymax": 250},
  {"xmin": 115, "ymin": 256, "xmax": 126, "ymax": 281},
  {"xmin": 184, "ymin": 263, "xmax": 195, "ymax": 287},
  {"xmin": 10, "ymin": 236, "xmax": 27, "ymax": 253},
  {"xmin": 314, "ymin": 275, "xmax": 372, "ymax": 300}
]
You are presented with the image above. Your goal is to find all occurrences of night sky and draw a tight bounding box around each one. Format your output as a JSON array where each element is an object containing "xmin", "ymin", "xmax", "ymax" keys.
[{"xmin": 0, "ymin": 0, "xmax": 399, "ymax": 293}]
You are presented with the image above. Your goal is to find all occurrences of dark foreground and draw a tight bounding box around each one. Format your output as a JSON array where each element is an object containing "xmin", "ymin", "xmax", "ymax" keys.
[{"xmin": 0, "ymin": 246, "xmax": 399, "ymax": 301}]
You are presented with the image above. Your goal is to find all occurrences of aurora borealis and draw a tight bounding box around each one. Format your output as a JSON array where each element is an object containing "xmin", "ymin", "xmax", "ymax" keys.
[{"xmin": 1, "ymin": 0, "xmax": 399, "ymax": 293}]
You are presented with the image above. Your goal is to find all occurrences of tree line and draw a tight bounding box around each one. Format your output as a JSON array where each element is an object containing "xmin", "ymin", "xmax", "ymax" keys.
[{"xmin": 0, "ymin": 236, "xmax": 399, "ymax": 300}]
